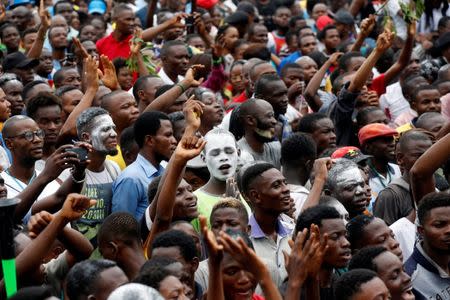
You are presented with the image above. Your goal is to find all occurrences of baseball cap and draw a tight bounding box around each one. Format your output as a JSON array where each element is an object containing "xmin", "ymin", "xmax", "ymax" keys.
[
  {"xmin": 334, "ymin": 10, "xmax": 354, "ymax": 25},
  {"xmin": 358, "ymin": 123, "xmax": 398, "ymax": 145},
  {"xmin": 316, "ymin": 15, "xmax": 334, "ymax": 31},
  {"xmin": 331, "ymin": 146, "xmax": 372, "ymax": 163},
  {"xmin": 225, "ymin": 11, "xmax": 249, "ymax": 26},
  {"xmin": 197, "ymin": 0, "xmax": 219, "ymax": 10},
  {"xmin": 88, "ymin": 0, "xmax": 106, "ymax": 15},
  {"xmin": 2, "ymin": 52, "xmax": 39, "ymax": 72}
]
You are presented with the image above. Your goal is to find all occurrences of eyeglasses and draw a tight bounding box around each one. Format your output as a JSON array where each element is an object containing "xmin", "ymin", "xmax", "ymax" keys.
[{"xmin": 7, "ymin": 129, "xmax": 45, "ymax": 142}]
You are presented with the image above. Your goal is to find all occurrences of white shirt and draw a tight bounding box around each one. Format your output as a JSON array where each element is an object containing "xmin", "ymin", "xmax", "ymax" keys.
[
  {"xmin": 158, "ymin": 68, "xmax": 184, "ymax": 85},
  {"xmin": 288, "ymin": 184, "xmax": 309, "ymax": 219},
  {"xmin": 390, "ymin": 217, "xmax": 416, "ymax": 262},
  {"xmin": 379, "ymin": 82, "xmax": 411, "ymax": 122}
]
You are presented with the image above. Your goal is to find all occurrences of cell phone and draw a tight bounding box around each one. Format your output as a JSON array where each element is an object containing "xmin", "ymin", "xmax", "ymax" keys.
[{"xmin": 65, "ymin": 147, "xmax": 88, "ymax": 162}]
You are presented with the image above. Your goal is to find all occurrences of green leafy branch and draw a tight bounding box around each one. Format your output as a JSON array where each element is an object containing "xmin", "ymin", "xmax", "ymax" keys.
[{"xmin": 399, "ymin": 0, "xmax": 425, "ymax": 24}]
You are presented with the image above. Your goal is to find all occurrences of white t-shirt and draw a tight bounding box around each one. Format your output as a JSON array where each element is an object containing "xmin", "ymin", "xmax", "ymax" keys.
[{"xmin": 390, "ymin": 217, "xmax": 416, "ymax": 262}]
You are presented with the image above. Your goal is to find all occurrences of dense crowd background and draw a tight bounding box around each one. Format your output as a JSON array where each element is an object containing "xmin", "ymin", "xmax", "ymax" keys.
[{"xmin": 0, "ymin": 0, "xmax": 449, "ymax": 299}]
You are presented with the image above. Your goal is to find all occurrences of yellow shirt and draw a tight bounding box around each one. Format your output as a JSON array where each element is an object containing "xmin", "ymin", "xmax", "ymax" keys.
[{"xmin": 106, "ymin": 145, "xmax": 126, "ymax": 170}]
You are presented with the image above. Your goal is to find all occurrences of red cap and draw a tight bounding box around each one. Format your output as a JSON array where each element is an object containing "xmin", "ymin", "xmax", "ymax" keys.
[
  {"xmin": 358, "ymin": 123, "xmax": 398, "ymax": 145},
  {"xmin": 197, "ymin": 0, "xmax": 219, "ymax": 10},
  {"xmin": 331, "ymin": 146, "xmax": 360, "ymax": 159},
  {"xmin": 331, "ymin": 146, "xmax": 372, "ymax": 163},
  {"xmin": 316, "ymin": 15, "xmax": 334, "ymax": 31}
]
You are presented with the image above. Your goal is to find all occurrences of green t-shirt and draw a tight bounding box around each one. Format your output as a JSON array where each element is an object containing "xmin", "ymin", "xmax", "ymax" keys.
[{"xmin": 191, "ymin": 189, "xmax": 252, "ymax": 232}]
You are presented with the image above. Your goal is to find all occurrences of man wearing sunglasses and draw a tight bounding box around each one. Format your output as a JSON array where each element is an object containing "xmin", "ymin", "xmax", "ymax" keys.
[{"xmin": 1, "ymin": 115, "xmax": 86, "ymax": 223}]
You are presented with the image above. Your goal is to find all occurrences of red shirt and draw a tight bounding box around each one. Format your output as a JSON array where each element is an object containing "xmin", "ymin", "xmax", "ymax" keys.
[
  {"xmin": 369, "ymin": 73, "xmax": 386, "ymax": 96},
  {"xmin": 232, "ymin": 90, "xmax": 248, "ymax": 104},
  {"xmin": 96, "ymin": 33, "xmax": 133, "ymax": 61}
]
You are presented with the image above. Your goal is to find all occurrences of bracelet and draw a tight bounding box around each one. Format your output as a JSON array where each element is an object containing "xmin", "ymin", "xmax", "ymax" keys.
[
  {"xmin": 212, "ymin": 57, "xmax": 223, "ymax": 65},
  {"xmin": 176, "ymin": 83, "xmax": 186, "ymax": 93},
  {"xmin": 71, "ymin": 171, "xmax": 85, "ymax": 183}
]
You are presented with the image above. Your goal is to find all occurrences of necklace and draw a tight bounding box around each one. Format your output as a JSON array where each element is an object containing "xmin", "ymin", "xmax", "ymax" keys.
[{"xmin": 5, "ymin": 169, "xmax": 36, "ymax": 190}]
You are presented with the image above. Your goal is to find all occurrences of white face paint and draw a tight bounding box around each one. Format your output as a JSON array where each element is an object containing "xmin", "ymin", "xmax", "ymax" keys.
[
  {"xmin": 90, "ymin": 114, "xmax": 118, "ymax": 155},
  {"xmin": 203, "ymin": 133, "xmax": 238, "ymax": 181},
  {"xmin": 327, "ymin": 199, "xmax": 350, "ymax": 225},
  {"xmin": 334, "ymin": 167, "xmax": 366, "ymax": 204}
]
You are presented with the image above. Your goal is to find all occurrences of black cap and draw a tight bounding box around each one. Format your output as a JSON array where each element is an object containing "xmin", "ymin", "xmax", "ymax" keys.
[
  {"xmin": 237, "ymin": 1, "xmax": 256, "ymax": 16},
  {"xmin": 334, "ymin": 10, "xmax": 354, "ymax": 25},
  {"xmin": 437, "ymin": 32, "xmax": 450, "ymax": 50},
  {"xmin": 225, "ymin": 11, "xmax": 249, "ymax": 25},
  {"xmin": 2, "ymin": 52, "xmax": 39, "ymax": 72}
]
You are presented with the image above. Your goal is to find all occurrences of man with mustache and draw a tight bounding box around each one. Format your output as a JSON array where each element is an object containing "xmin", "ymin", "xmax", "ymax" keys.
[{"xmin": 237, "ymin": 98, "xmax": 281, "ymax": 169}]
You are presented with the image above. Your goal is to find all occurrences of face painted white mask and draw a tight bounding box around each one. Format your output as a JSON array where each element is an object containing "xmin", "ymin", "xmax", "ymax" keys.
[
  {"xmin": 204, "ymin": 134, "xmax": 238, "ymax": 181},
  {"xmin": 90, "ymin": 114, "xmax": 118, "ymax": 155}
]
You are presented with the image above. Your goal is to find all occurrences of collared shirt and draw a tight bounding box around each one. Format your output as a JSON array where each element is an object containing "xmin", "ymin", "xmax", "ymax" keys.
[
  {"xmin": 368, "ymin": 162, "xmax": 401, "ymax": 200},
  {"xmin": 112, "ymin": 154, "xmax": 164, "ymax": 220},
  {"xmin": 405, "ymin": 242, "xmax": 450, "ymax": 299},
  {"xmin": 278, "ymin": 51, "xmax": 301, "ymax": 73},
  {"xmin": 249, "ymin": 214, "xmax": 292, "ymax": 282},
  {"xmin": 278, "ymin": 114, "xmax": 292, "ymax": 141},
  {"xmin": 96, "ymin": 33, "xmax": 133, "ymax": 61},
  {"xmin": 158, "ymin": 68, "xmax": 184, "ymax": 85}
]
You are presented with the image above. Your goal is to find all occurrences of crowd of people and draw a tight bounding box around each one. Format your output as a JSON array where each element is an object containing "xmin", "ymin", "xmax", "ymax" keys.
[{"xmin": 0, "ymin": 0, "xmax": 450, "ymax": 299}]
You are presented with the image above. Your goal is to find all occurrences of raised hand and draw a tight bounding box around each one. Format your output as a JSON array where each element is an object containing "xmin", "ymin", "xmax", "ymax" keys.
[
  {"xmin": 0, "ymin": 3, "xmax": 5, "ymax": 22},
  {"xmin": 312, "ymin": 157, "xmax": 333, "ymax": 182},
  {"xmin": 42, "ymin": 145, "xmax": 81, "ymax": 181},
  {"xmin": 175, "ymin": 135, "xmax": 206, "ymax": 161},
  {"xmin": 168, "ymin": 13, "xmax": 188, "ymax": 29},
  {"xmin": 130, "ymin": 28, "xmax": 144, "ymax": 56},
  {"xmin": 184, "ymin": 64, "xmax": 205, "ymax": 87},
  {"xmin": 306, "ymin": 224, "xmax": 329, "ymax": 278},
  {"xmin": 224, "ymin": 177, "xmax": 241, "ymax": 199},
  {"xmin": 376, "ymin": 28, "xmax": 395, "ymax": 52},
  {"xmin": 99, "ymin": 55, "xmax": 119, "ymax": 90},
  {"xmin": 366, "ymin": 90, "xmax": 379, "ymax": 106},
  {"xmin": 287, "ymin": 81, "xmax": 305, "ymax": 101},
  {"xmin": 60, "ymin": 193, "xmax": 96, "ymax": 221},
  {"xmin": 73, "ymin": 37, "xmax": 89, "ymax": 59},
  {"xmin": 84, "ymin": 55, "xmax": 99, "ymax": 90},
  {"xmin": 193, "ymin": 12, "xmax": 207, "ymax": 36},
  {"xmin": 28, "ymin": 211, "xmax": 53, "ymax": 238},
  {"xmin": 183, "ymin": 96, "xmax": 204, "ymax": 131},
  {"xmin": 200, "ymin": 215, "xmax": 223, "ymax": 264},
  {"xmin": 328, "ymin": 52, "xmax": 343, "ymax": 66},
  {"xmin": 359, "ymin": 14, "xmax": 376, "ymax": 38},
  {"xmin": 39, "ymin": 0, "xmax": 51, "ymax": 29}
]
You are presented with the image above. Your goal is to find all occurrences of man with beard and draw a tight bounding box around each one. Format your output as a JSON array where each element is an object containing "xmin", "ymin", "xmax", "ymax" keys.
[
  {"xmin": 405, "ymin": 192, "xmax": 450, "ymax": 299},
  {"xmin": 191, "ymin": 127, "xmax": 250, "ymax": 231},
  {"xmin": 268, "ymin": 7, "xmax": 291, "ymax": 55},
  {"xmin": 48, "ymin": 26, "xmax": 69, "ymax": 71},
  {"xmin": 112, "ymin": 111, "xmax": 177, "ymax": 220},
  {"xmin": 237, "ymin": 98, "xmax": 281, "ymax": 169},
  {"xmin": 325, "ymin": 158, "xmax": 368, "ymax": 218},
  {"xmin": 75, "ymin": 107, "xmax": 121, "ymax": 256}
]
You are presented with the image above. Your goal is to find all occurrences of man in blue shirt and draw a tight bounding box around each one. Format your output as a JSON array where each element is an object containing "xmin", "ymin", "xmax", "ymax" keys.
[{"xmin": 112, "ymin": 111, "xmax": 177, "ymax": 220}]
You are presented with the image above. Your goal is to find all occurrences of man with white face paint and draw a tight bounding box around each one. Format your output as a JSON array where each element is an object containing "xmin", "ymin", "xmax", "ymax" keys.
[
  {"xmin": 191, "ymin": 128, "xmax": 250, "ymax": 231},
  {"xmin": 75, "ymin": 107, "xmax": 121, "ymax": 257},
  {"xmin": 325, "ymin": 158, "xmax": 368, "ymax": 219}
]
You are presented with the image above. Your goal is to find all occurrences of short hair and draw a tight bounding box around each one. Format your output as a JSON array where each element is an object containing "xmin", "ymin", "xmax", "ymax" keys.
[
  {"xmin": 55, "ymin": 85, "xmax": 79, "ymax": 97},
  {"xmin": 254, "ymin": 73, "xmax": 283, "ymax": 98},
  {"xmin": 8, "ymin": 286, "xmax": 53, "ymax": 299},
  {"xmin": 210, "ymin": 198, "xmax": 249, "ymax": 225},
  {"xmin": 120, "ymin": 125, "xmax": 137, "ymax": 153},
  {"xmin": 107, "ymin": 283, "xmax": 163, "ymax": 300},
  {"xmin": 2, "ymin": 115, "xmax": 33, "ymax": 139},
  {"xmin": 397, "ymin": 129, "xmax": 432, "ymax": 153},
  {"xmin": 281, "ymin": 133, "xmax": 317, "ymax": 164},
  {"xmin": 346, "ymin": 214, "xmax": 375, "ymax": 249},
  {"xmin": 338, "ymin": 51, "xmax": 364, "ymax": 72},
  {"xmin": 356, "ymin": 106, "xmax": 384, "ymax": 128},
  {"xmin": 417, "ymin": 192, "xmax": 450, "ymax": 225},
  {"xmin": 280, "ymin": 63, "xmax": 302, "ymax": 78},
  {"xmin": 76, "ymin": 107, "xmax": 109, "ymax": 138},
  {"xmin": 132, "ymin": 75, "xmax": 159, "ymax": 102},
  {"xmin": 98, "ymin": 212, "xmax": 141, "ymax": 245},
  {"xmin": 151, "ymin": 230, "xmax": 198, "ymax": 261},
  {"xmin": 411, "ymin": 85, "xmax": 439, "ymax": 102},
  {"xmin": 325, "ymin": 158, "xmax": 359, "ymax": 191},
  {"xmin": 113, "ymin": 57, "xmax": 128, "ymax": 75},
  {"xmin": 416, "ymin": 112, "xmax": 443, "ymax": 129},
  {"xmin": 297, "ymin": 113, "xmax": 328, "ymax": 133},
  {"xmin": 26, "ymin": 92, "xmax": 62, "ymax": 120},
  {"xmin": 334, "ymin": 269, "xmax": 379, "ymax": 300},
  {"xmin": 53, "ymin": 0, "xmax": 72, "ymax": 14},
  {"xmin": 318, "ymin": 24, "xmax": 338, "ymax": 41},
  {"xmin": 21, "ymin": 27, "xmax": 38, "ymax": 39},
  {"xmin": 22, "ymin": 80, "xmax": 48, "ymax": 101},
  {"xmin": 154, "ymin": 85, "xmax": 174, "ymax": 99},
  {"xmin": 147, "ymin": 175, "xmax": 162, "ymax": 204},
  {"xmin": 295, "ymin": 205, "xmax": 341, "ymax": 235},
  {"xmin": 0, "ymin": 23, "xmax": 19, "ymax": 40},
  {"xmin": 111, "ymin": 3, "xmax": 133, "ymax": 19},
  {"xmin": 160, "ymin": 40, "xmax": 187, "ymax": 58},
  {"xmin": 133, "ymin": 111, "xmax": 170, "ymax": 148},
  {"xmin": 168, "ymin": 111, "xmax": 184, "ymax": 125},
  {"xmin": 203, "ymin": 127, "xmax": 236, "ymax": 148},
  {"xmin": 349, "ymin": 246, "xmax": 388, "ymax": 272},
  {"xmin": 66, "ymin": 259, "xmax": 119, "ymax": 300},
  {"xmin": 243, "ymin": 44, "xmax": 271, "ymax": 61},
  {"xmin": 240, "ymin": 162, "xmax": 275, "ymax": 199},
  {"xmin": 134, "ymin": 264, "xmax": 172, "ymax": 290},
  {"xmin": 53, "ymin": 67, "xmax": 77, "ymax": 88}
]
